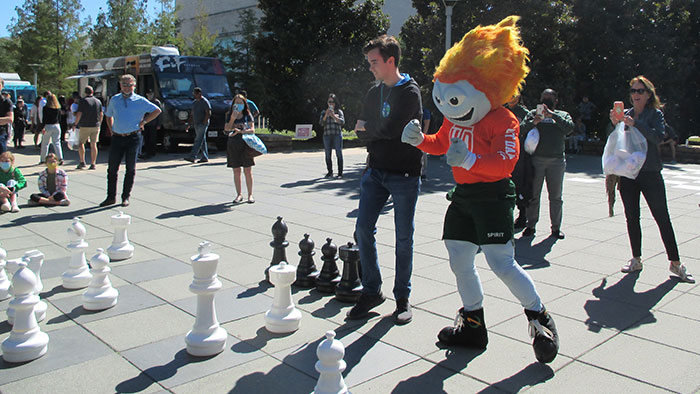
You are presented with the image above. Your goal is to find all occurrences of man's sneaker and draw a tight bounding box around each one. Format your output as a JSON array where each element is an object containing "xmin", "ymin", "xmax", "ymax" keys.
[
  {"xmin": 184, "ymin": 157, "xmax": 195, "ymax": 163},
  {"xmin": 198, "ymin": 158, "xmax": 209, "ymax": 163},
  {"xmin": 0, "ymin": 202, "xmax": 11, "ymax": 212},
  {"xmin": 550, "ymin": 230, "xmax": 565, "ymax": 240},
  {"xmin": 324, "ymin": 172, "xmax": 333, "ymax": 179},
  {"xmin": 394, "ymin": 298, "xmax": 412, "ymax": 325},
  {"xmin": 10, "ymin": 202, "xmax": 20, "ymax": 213},
  {"xmin": 438, "ymin": 307, "xmax": 488, "ymax": 349},
  {"xmin": 621, "ymin": 257, "xmax": 643, "ymax": 273},
  {"xmin": 99, "ymin": 197, "xmax": 116, "ymax": 207},
  {"xmin": 670, "ymin": 262, "xmax": 695, "ymax": 283},
  {"xmin": 524, "ymin": 307, "xmax": 559, "ymax": 363},
  {"xmin": 89, "ymin": 164, "xmax": 96, "ymax": 170},
  {"xmin": 514, "ymin": 215, "xmax": 527, "ymax": 229},
  {"xmin": 346, "ymin": 292, "xmax": 385, "ymax": 320},
  {"xmin": 58, "ymin": 199, "xmax": 71, "ymax": 206},
  {"xmin": 522, "ymin": 227, "xmax": 536, "ymax": 237},
  {"xmin": 76, "ymin": 162, "xmax": 86, "ymax": 170}
]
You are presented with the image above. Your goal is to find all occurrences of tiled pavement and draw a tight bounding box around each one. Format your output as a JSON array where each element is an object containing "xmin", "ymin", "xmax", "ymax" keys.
[{"xmin": 1, "ymin": 141, "xmax": 699, "ymax": 393}]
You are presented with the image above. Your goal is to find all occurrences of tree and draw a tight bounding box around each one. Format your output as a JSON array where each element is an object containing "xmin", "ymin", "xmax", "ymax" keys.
[
  {"xmin": 214, "ymin": 8, "xmax": 263, "ymax": 95},
  {"xmin": 0, "ymin": 38, "xmax": 19, "ymax": 74},
  {"xmin": 147, "ymin": 0, "xmax": 185, "ymax": 49},
  {"xmin": 90, "ymin": 0, "xmax": 149, "ymax": 58},
  {"xmin": 253, "ymin": 0, "xmax": 389, "ymax": 131},
  {"xmin": 8, "ymin": 0, "xmax": 87, "ymax": 93},
  {"xmin": 182, "ymin": 0, "xmax": 216, "ymax": 57}
]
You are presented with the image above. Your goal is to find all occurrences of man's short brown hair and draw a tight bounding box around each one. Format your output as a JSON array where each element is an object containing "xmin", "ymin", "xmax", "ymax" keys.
[{"xmin": 363, "ymin": 35, "xmax": 401, "ymax": 66}]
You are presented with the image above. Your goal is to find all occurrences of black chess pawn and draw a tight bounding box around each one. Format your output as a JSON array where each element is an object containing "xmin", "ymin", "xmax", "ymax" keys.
[
  {"xmin": 315, "ymin": 238, "xmax": 340, "ymax": 293},
  {"xmin": 335, "ymin": 242, "xmax": 363, "ymax": 303},
  {"xmin": 266, "ymin": 216, "xmax": 289, "ymax": 283},
  {"xmin": 294, "ymin": 233, "xmax": 319, "ymax": 288}
]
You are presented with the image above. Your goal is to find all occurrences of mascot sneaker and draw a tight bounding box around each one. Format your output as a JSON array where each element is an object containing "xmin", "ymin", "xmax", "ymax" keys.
[
  {"xmin": 524, "ymin": 307, "xmax": 559, "ymax": 363},
  {"xmin": 438, "ymin": 307, "xmax": 488, "ymax": 349}
]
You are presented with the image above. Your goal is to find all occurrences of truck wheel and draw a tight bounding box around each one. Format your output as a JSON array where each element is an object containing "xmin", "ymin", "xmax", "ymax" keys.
[{"xmin": 162, "ymin": 133, "xmax": 177, "ymax": 152}]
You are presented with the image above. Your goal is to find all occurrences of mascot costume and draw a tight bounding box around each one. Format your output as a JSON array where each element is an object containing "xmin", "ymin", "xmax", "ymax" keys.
[{"xmin": 402, "ymin": 16, "xmax": 559, "ymax": 363}]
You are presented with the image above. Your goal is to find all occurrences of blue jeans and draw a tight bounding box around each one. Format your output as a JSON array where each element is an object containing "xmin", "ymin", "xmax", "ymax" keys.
[
  {"xmin": 107, "ymin": 133, "xmax": 140, "ymax": 200},
  {"xmin": 355, "ymin": 168, "xmax": 420, "ymax": 300},
  {"xmin": 189, "ymin": 122, "xmax": 209, "ymax": 160},
  {"xmin": 323, "ymin": 133, "xmax": 343, "ymax": 174},
  {"xmin": 0, "ymin": 131, "xmax": 8, "ymax": 154}
]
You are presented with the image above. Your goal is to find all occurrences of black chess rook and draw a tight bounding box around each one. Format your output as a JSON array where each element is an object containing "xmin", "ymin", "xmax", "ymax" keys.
[{"xmin": 335, "ymin": 241, "xmax": 363, "ymax": 303}]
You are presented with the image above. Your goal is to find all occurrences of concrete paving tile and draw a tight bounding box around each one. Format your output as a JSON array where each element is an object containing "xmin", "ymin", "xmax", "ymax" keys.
[
  {"xmin": 111, "ymin": 257, "xmax": 192, "ymax": 284},
  {"xmin": 579, "ymin": 333, "xmax": 700, "ymax": 393},
  {"xmin": 121, "ymin": 334, "xmax": 265, "ymax": 389},
  {"xmin": 0, "ymin": 325, "xmax": 113, "ymax": 385},
  {"xmin": 350, "ymin": 358, "xmax": 490, "ymax": 394},
  {"xmin": 0, "ymin": 353, "xmax": 162, "ymax": 394},
  {"xmin": 271, "ymin": 329, "xmax": 420, "ymax": 388},
  {"xmin": 49, "ymin": 284, "xmax": 166, "ymax": 324},
  {"xmin": 0, "ymin": 233, "xmax": 53, "ymax": 252},
  {"xmin": 216, "ymin": 256, "xmax": 271, "ymax": 287},
  {"xmin": 657, "ymin": 291, "xmax": 700, "ymax": 321},
  {"xmin": 624, "ymin": 311, "xmax": 700, "ymax": 355},
  {"xmin": 83, "ymin": 304, "xmax": 193, "ymax": 351},
  {"xmin": 169, "ymin": 354, "xmax": 317, "ymax": 394},
  {"xmin": 138, "ymin": 273, "xmax": 236, "ymax": 303},
  {"xmin": 416, "ymin": 291, "xmax": 524, "ymax": 328},
  {"xmin": 485, "ymin": 279, "xmax": 572, "ymax": 306},
  {"xmin": 173, "ymin": 286, "xmax": 272, "ymax": 324},
  {"xmin": 526, "ymin": 263, "xmax": 605, "ymax": 291},
  {"xmin": 222, "ymin": 309, "xmax": 340, "ymax": 355}
]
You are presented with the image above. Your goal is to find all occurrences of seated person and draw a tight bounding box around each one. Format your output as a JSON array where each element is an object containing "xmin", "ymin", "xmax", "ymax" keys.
[
  {"xmin": 659, "ymin": 121, "xmax": 678, "ymax": 163},
  {"xmin": 567, "ymin": 117, "xmax": 586, "ymax": 153},
  {"xmin": 29, "ymin": 153, "xmax": 71, "ymax": 206},
  {"xmin": 0, "ymin": 151, "xmax": 27, "ymax": 213}
]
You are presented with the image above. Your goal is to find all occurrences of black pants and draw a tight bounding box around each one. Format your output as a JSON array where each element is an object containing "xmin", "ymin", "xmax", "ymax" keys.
[
  {"xmin": 107, "ymin": 132, "xmax": 139, "ymax": 200},
  {"xmin": 142, "ymin": 125, "xmax": 157, "ymax": 157},
  {"xmin": 619, "ymin": 171, "xmax": 679, "ymax": 261}
]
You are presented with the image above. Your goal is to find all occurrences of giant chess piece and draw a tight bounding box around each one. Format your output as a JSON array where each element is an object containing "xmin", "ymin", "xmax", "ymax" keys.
[
  {"xmin": 185, "ymin": 242, "xmax": 227, "ymax": 356},
  {"xmin": 294, "ymin": 233, "xmax": 319, "ymax": 288},
  {"xmin": 107, "ymin": 211, "xmax": 134, "ymax": 261},
  {"xmin": 82, "ymin": 249, "xmax": 119, "ymax": 311},
  {"xmin": 313, "ymin": 330, "xmax": 348, "ymax": 394},
  {"xmin": 264, "ymin": 262, "xmax": 302, "ymax": 333},
  {"xmin": 63, "ymin": 217, "xmax": 93, "ymax": 289},
  {"xmin": 0, "ymin": 244, "xmax": 10, "ymax": 300},
  {"xmin": 266, "ymin": 216, "xmax": 289, "ymax": 283},
  {"xmin": 7, "ymin": 251, "xmax": 47, "ymax": 325},
  {"xmin": 315, "ymin": 238, "xmax": 340, "ymax": 293},
  {"xmin": 2, "ymin": 261, "xmax": 49, "ymax": 363},
  {"xmin": 335, "ymin": 242, "xmax": 363, "ymax": 303}
]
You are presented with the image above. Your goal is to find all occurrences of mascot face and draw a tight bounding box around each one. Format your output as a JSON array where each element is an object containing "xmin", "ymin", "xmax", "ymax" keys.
[{"xmin": 433, "ymin": 78, "xmax": 491, "ymax": 127}]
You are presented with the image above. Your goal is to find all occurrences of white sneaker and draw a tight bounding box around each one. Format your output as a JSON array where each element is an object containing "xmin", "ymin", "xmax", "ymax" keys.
[
  {"xmin": 10, "ymin": 202, "xmax": 20, "ymax": 213},
  {"xmin": 670, "ymin": 263, "xmax": 695, "ymax": 283},
  {"xmin": 621, "ymin": 257, "xmax": 643, "ymax": 273},
  {"xmin": 58, "ymin": 199, "xmax": 71, "ymax": 206},
  {"xmin": 0, "ymin": 202, "xmax": 10, "ymax": 212}
]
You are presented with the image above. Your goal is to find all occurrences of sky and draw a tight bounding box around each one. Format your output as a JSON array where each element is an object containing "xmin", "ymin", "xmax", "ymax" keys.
[{"xmin": 1, "ymin": 0, "xmax": 160, "ymax": 38}]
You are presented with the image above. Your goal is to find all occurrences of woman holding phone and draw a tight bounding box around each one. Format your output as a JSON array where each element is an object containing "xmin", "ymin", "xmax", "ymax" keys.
[
  {"xmin": 320, "ymin": 93, "xmax": 345, "ymax": 178},
  {"xmin": 225, "ymin": 94, "xmax": 256, "ymax": 204},
  {"xmin": 610, "ymin": 75, "xmax": 693, "ymax": 283}
]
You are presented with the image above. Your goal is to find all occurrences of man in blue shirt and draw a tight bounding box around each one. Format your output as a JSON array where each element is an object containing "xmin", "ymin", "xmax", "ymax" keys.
[{"xmin": 100, "ymin": 74, "xmax": 161, "ymax": 207}]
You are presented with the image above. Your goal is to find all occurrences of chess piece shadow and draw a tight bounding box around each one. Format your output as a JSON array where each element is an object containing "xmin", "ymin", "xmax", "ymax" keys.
[
  {"xmin": 391, "ymin": 347, "xmax": 486, "ymax": 394},
  {"xmin": 114, "ymin": 349, "xmax": 216, "ymax": 393},
  {"xmin": 236, "ymin": 280, "xmax": 272, "ymax": 299},
  {"xmin": 230, "ymin": 326, "xmax": 296, "ymax": 355}
]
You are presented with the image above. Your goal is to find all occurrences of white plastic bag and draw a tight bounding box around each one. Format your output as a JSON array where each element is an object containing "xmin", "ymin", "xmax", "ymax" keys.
[
  {"xmin": 524, "ymin": 128, "xmax": 539, "ymax": 154},
  {"xmin": 66, "ymin": 128, "xmax": 80, "ymax": 151},
  {"xmin": 602, "ymin": 122, "xmax": 648, "ymax": 179}
]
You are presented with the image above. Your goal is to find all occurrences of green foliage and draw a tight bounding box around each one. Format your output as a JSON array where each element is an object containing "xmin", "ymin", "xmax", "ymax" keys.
[
  {"xmin": 0, "ymin": 38, "xmax": 19, "ymax": 73},
  {"xmin": 213, "ymin": 9, "xmax": 264, "ymax": 96},
  {"xmin": 148, "ymin": 0, "xmax": 185, "ymax": 49},
  {"xmin": 8, "ymin": 0, "xmax": 87, "ymax": 93},
  {"xmin": 89, "ymin": 0, "xmax": 149, "ymax": 58},
  {"xmin": 253, "ymin": 0, "xmax": 389, "ymax": 131},
  {"xmin": 181, "ymin": 0, "xmax": 216, "ymax": 57}
]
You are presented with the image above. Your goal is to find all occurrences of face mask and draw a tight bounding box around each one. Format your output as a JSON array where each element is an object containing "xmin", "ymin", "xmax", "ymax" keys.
[
  {"xmin": 542, "ymin": 98, "xmax": 555, "ymax": 109},
  {"xmin": 0, "ymin": 162, "xmax": 11, "ymax": 171},
  {"xmin": 47, "ymin": 162, "xmax": 58, "ymax": 170},
  {"xmin": 235, "ymin": 103, "xmax": 244, "ymax": 112}
]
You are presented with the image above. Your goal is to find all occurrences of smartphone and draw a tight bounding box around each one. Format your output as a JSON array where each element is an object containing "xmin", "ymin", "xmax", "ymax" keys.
[
  {"xmin": 613, "ymin": 101, "xmax": 625, "ymax": 122},
  {"xmin": 536, "ymin": 104, "xmax": 544, "ymax": 117}
]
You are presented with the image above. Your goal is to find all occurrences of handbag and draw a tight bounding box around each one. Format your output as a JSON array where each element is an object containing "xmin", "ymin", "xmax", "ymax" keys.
[
  {"xmin": 66, "ymin": 128, "xmax": 80, "ymax": 151},
  {"xmin": 245, "ymin": 144, "xmax": 263, "ymax": 159},
  {"xmin": 242, "ymin": 134, "xmax": 267, "ymax": 154}
]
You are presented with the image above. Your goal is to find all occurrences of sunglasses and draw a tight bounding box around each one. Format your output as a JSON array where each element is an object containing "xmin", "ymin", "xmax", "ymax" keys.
[{"xmin": 629, "ymin": 88, "xmax": 648, "ymax": 95}]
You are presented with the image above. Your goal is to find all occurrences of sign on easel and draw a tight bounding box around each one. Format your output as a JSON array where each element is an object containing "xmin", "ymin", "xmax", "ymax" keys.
[{"xmin": 295, "ymin": 124, "xmax": 313, "ymax": 139}]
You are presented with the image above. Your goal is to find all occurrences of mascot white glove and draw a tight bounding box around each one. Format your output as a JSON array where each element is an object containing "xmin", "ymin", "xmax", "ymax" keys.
[
  {"xmin": 401, "ymin": 119, "xmax": 424, "ymax": 146},
  {"xmin": 446, "ymin": 138, "xmax": 477, "ymax": 170}
]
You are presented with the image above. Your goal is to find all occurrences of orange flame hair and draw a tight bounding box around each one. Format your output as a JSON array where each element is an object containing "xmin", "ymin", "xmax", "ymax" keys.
[{"xmin": 434, "ymin": 15, "xmax": 529, "ymax": 109}]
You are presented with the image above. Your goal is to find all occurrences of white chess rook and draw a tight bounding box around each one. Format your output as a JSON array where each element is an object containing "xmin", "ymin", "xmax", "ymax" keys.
[
  {"xmin": 264, "ymin": 262, "xmax": 302, "ymax": 333},
  {"xmin": 185, "ymin": 242, "xmax": 227, "ymax": 357},
  {"xmin": 63, "ymin": 217, "xmax": 92, "ymax": 289},
  {"xmin": 313, "ymin": 330, "xmax": 348, "ymax": 394},
  {"xmin": 107, "ymin": 211, "xmax": 134, "ymax": 261},
  {"xmin": 2, "ymin": 261, "xmax": 49, "ymax": 363},
  {"xmin": 83, "ymin": 249, "xmax": 119, "ymax": 311},
  {"xmin": 0, "ymin": 244, "xmax": 10, "ymax": 300},
  {"xmin": 7, "ymin": 251, "xmax": 47, "ymax": 325}
]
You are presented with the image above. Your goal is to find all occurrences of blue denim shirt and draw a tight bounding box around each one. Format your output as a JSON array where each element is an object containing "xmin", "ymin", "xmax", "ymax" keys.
[
  {"xmin": 106, "ymin": 93, "xmax": 159, "ymax": 134},
  {"xmin": 625, "ymin": 107, "xmax": 665, "ymax": 173}
]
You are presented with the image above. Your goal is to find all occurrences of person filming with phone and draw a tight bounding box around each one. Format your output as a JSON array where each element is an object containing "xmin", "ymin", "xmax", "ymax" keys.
[{"xmin": 320, "ymin": 93, "xmax": 345, "ymax": 178}]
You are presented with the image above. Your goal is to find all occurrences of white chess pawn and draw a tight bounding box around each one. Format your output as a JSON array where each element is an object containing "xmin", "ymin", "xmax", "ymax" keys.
[
  {"xmin": 7, "ymin": 251, "xmax": 47, "ymax": 325},
  {"xmin": 185, "ymin": 242, "xmax": 227, "ymax": 357},
  {"xmin": 62, "ymin": 217, "xmax": 93, "ymax": 289},
  {"xmin": 313, "ymin": 330, "xmax": 348, "ymax": 394},
  {"xmin": 107, "ymin": 211, "xmax": 134, "ymax": 261},
  {"xmin": 0, "ymin": 245, "xmax": 10, "ymax": 300},
  {"xmin": 2, "ymin": 261, "xmax": 49, "ymax": 363},
  {"xmin": 82, "ymin": 249, "xmax": 119, "ymax": 311},
  {"xmin": 264, "ymin": 262, "xmax": 302, "ymax": 333}
]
